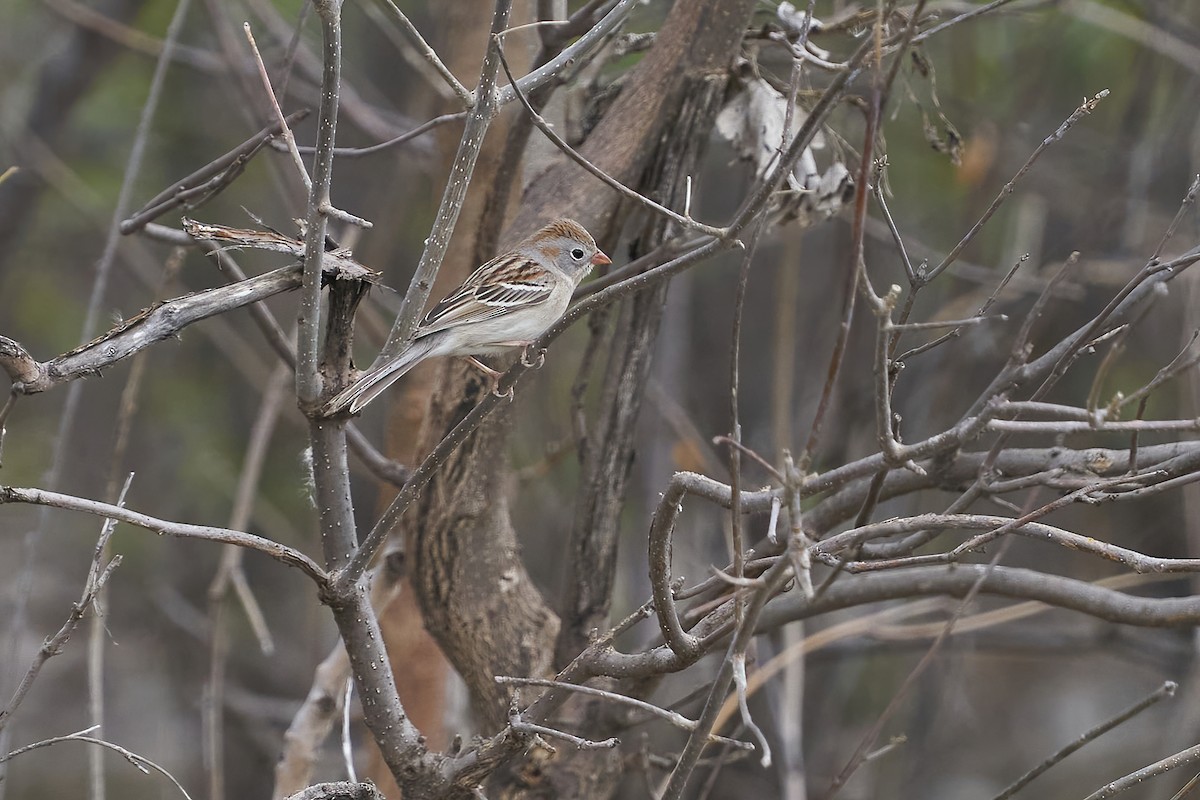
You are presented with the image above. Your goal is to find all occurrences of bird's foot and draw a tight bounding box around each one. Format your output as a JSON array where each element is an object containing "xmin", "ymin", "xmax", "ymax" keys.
[
  {"xmin": 461, "ymin": 357, "xmax": 513, "ymax": 399},
  {"xmin": 521, "ymin": 346, "xmax": 547, "ymax": 369}
]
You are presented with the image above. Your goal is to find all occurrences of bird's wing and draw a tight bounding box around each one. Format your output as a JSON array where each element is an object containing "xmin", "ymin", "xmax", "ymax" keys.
[{"xmin": 416, "ymin": 253, "xmax": 556, "ymax": 335}]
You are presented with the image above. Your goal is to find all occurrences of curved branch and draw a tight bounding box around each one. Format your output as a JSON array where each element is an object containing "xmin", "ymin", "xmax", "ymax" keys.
[
  {"xmin": 815, "ymin": 513, "xmax": 1200, "ymax": 574},
  {"xmin": 762, "ymin": 565, "xmax": 1200, "ymax": 629},
  {"xmin": 582, "ymin": 564, "xmax": 1200, "ymax": 683},
  {"xmin": 0, "ymin": 486, "xmax": 327, "ymax": 584}
]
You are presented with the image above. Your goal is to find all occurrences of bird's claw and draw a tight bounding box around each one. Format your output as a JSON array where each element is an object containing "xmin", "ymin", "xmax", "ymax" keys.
[
  {"xmin": 491, "ymin": 382, "xmax": 515, "ymax": 401},
  {"xmin": 521, "ymin": 346, "xmax": 547, "ymax": 369}
]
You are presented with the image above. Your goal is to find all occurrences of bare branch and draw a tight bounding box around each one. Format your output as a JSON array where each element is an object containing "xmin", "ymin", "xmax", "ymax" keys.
[
  {"xmin": 0, "ymin": 544, "xmax": 121, "ymax": 733},
  {"xmin": 285, "ymin": 782, "xmax": 384, "ymax": 800},
  {"xmin": 0, "ymin": 487, "xmax": 327, "ymax": 583},
  {"xmin": 0, "ymin": 726, "xmax": 194, "ymax": 800},
  {"xmin": 377, "ymin": 0, "xmax": 513, "ymax": 362},
  {"xmin": 925, "ymin": 90, "xmax": 1110, "ymax": 282},
  {"xmin": 493, "ymin": 676, "xmax": 751, "ymax": 748},
  {"xmin": 993, "ymin": 681, "xmax": 1177, "ymax": 800},
  {"xmin": 1, "ymin": 255, "xmax": 374, "ymax": 395},
  {"xmin": 1082, "ymin": 740, "xmax": 1200, "ymax": 800},
  {"xmin": 375, "ymin": 0, "xmax": 473, "ymax": 107},
  {"xmin": 244, "ymin": 22, "xmax": 312, "ymax": 192},
  {"xmin": 494, "ymin": 0, "xmax": 639, "ymax": 105},
  {"xmin": 497, "ymin": 43, "xmax": 728, "ymax": 239},
  {"xmin": 119, "ymin": 109, "xmax": 311, "ymax": 234},
  {"xmin": 296, "ymin": 0, "xmax": 346, "ymax": 405}
]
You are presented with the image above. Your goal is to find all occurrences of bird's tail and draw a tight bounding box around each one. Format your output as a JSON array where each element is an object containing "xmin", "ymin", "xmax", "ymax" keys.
[{"xmin": 323, "ymin": 336, "xmax": 438, "ymax": 414}]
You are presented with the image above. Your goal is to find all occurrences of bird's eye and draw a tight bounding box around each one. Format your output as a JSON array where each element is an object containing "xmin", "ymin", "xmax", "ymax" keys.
[{"xmin": 571, "ymin": 247, "xmax": 586, "ymax": 260}]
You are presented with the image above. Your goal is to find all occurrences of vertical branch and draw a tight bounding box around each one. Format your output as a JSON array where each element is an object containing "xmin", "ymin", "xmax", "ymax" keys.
[
  {"xmin": 310, "ymin": 270, "xmax": 369, "ymax": 586},
  {"xmin": 323, "ymin": 559, "xmax": 435, "ymax": 794},
  {"xmin": 727, "ymin": 216, "xmax": 769, "ymax": 586},
  {"xmin": 800, "ymin": 0, "xmax": 922, "ymax": 468},
  {"xmin": 556, "ymin": 280, "xmax": 668, "ymax": 666},
  {"xmin": 90, "ymin": 246, "xmax": 185, "ymax": 800},
  {"xmin": 288, "ymin": 1, "xmax": 440, "ymax": 791},
  {"xmin": 274, "ymin": 556, "xmax": 406, "ymax": 799},
  {"xmin": 296, "ymin": 0, "xmax": 344, "ymax": 405},
  {"xmin": 774, "ymin": 53, "xmax": 808, "ymax": 800},
  {"xmin": 799, "ymin": 95, "xmax": 876, "ymax": 465},
  {"xmin": 661, "ymin": 558, "xmax": 794, "ymax": 800},
  {"xmin": 206, "ymin": 364, "xmax": 289, "ymax": 800},
  {"xmin": 311, "ymin": 405, "xmax": 436, "ymax": 791},
  {"xmin": 377, "ymin": 0, "xmax": 514, "ymax": 362}
]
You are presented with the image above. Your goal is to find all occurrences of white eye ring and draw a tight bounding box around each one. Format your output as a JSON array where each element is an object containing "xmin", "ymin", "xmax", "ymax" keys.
[{"xmin": 571, "ymin": 247, "xmax": 586, "ymax": 260}]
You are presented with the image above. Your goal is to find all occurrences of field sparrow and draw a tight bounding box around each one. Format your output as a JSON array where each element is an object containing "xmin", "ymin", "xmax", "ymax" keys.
[{"xmin": 324, "ymin": 218, "xmax": 611, "ymax": 414}]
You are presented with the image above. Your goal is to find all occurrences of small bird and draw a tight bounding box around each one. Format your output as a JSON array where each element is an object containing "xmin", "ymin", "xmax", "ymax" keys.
[{"xmin": 325, "ymin": 218, "xmax": 611, "ymax": 414}]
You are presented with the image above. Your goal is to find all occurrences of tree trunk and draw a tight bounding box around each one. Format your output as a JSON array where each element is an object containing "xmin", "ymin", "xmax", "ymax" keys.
[{"xmin": 400, "ymin": 0, "xmax": 758, "ymax": 795}]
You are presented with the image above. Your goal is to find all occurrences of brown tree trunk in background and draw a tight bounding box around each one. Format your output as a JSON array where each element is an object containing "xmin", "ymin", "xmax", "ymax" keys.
[
  {"xmin": 362, "ymin": 2, "xmax": 535, "ymax": 796},
  {"xmin": 408, "ymin": 368, "xmax": 561, "ymax": 729},
  {"xmin": 392, "ymin": 0, "xmax": 758, "ymax": 796},
  {"xmin": 506, "ymin": 0, "xmax": 758, "ymax": 241},
  {"xmin": 552, "ymin": 65, "xmax": 747, "ymax": 666}
]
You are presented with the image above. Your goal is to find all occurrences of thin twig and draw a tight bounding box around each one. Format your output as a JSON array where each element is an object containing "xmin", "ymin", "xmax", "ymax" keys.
[
  {"xmin": 0, "ymin": 726, "xmax": 194, "ymax": 800},
  {"xmin": 992, "ymin": 681, "xmax": 1177, "ymax": 800},
  {"xmin": 712, "ymin": 436, "xmax": 784, "ymax": 482},
  {"xmin": 120, "ymin": 109, "xmax": 310, "ymax": 234},
  {"xmin": 377, "ymin": 1, "xmax": 511, "ymax": 361},
  {"xmin": 341, "ymin": 678, "xmax": 356, "ymax": 782},
  {"xmin": 1149, "ymin": 174, "xmax": 1200, "ymax": 262},
  {"xmin": 493, "ymin": 677, "xmax": 750, "ymax": 748},
  {"xmin": 799, "ymin": 84, "xmax": 878, "ymax": 464},
  {"xmin": 1120, "ymin": 330, "xmax": 1200, "ymax": 411},
  {"xmin": 324, "ymin": 112, "xmax": 464, "ymax": 158},
  {"xmin": 895, "ymin": 254, "xmax": 1027, "ymax": 363},
  {"xmin": 244, "ymin": 22, "xmax": 311, "ymax": 191},
  {"xmin": 0, "ymin": 533, "xmax": 122, "ymax": 733},
  {"xmin": 925, "ymin": 90, "xmax": 1110, "ymax": 282},
  {"xmin": 494, "ymin": 0, "xmax": 639, "ymax": 105},
  {"xmin": 872, "ymin": 170, "xmax": 916, "ymax": 283},
  {"xmin": 0, "ymin": 486, "xmax": 326, "ymax": 582},
  {"xmin": 1083, "ymin": 741, "xmax": 1200, "ymax": 800},
  {"xmin": 1, "ymin": 0, "xmax": 191, "ymax": 785},
  {"xmin": 912, "ymin": 0, "xmax": 1025, "ymax": 43},
  {"xmin": 376, "ymin": 0, "xmax": 473, "ymax": 107},
  {"xmin": 496, "ymin": 43, "xmax": 728, "ymax": 239},
  {"xmin": 508, "ymin": 715, "xmax": 619, "ymax": 750}
]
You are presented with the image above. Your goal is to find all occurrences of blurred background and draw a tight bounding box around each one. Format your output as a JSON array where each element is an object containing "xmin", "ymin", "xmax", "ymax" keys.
[{"xmin": 2, "ymin": 1, "xmax": 1200, "ymax": 798}]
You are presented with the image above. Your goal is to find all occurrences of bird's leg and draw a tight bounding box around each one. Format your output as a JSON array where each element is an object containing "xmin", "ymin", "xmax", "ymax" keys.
[
  {"xmin": 521, "ymin": 345, "xmax": 547, "ymax": 369},
  {"xmin": 460, "ymin": 356, "xmax": 514, "ymax": 400},
  {"xmin": 462, "ymin": 355, "xmax": 503, "ymax": 379}
]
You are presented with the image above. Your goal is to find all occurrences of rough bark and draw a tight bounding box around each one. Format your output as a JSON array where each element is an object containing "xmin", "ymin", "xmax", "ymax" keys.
[
  {"xmin": 507, "ymin": 0, "xmax": 759, "ymax": 240},
  {"xmin": 554, "ymin": 65, "xmax": 739, "ymax": 667},
  {"xmin": 362, "ymin": 0, "xmax": 529, "ymax": 793},
  {"xmin": 396, "ymin": 0, "xmax": 759, "ymax": 796},
  {"xmin": 409, "ymin": 368, "xmax": 560, "ymax": 729}
]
